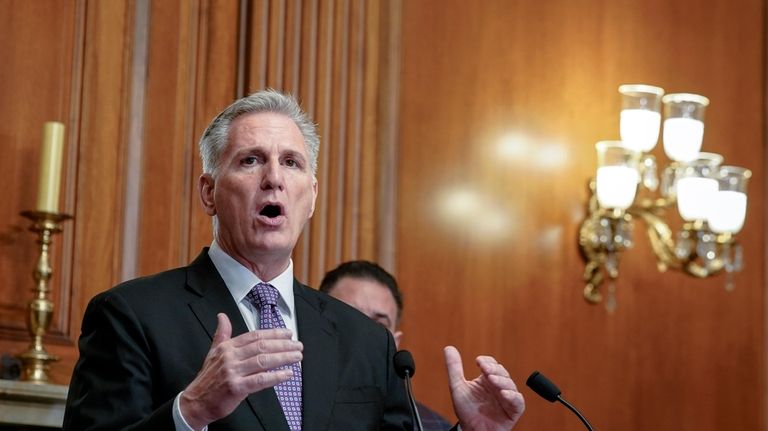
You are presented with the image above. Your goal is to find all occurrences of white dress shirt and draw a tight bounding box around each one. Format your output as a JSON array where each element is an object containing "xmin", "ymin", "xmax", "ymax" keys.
[{"xmin": 172, "ymin": 241, "xmax": 299, "ymax": 431}]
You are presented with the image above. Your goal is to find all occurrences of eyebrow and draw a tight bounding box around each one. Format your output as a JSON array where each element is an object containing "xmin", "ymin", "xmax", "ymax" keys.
[
  {"xmin": 371, "ymin": 312, "xmax": 392, "ymax": 327},
  {"xmin": 282, "ymin": 148, "xmax": 307, "ymax": 162}
]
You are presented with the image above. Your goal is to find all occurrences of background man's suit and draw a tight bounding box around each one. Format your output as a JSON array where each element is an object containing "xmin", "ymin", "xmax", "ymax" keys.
[{"xmin": 64, "ymin": 249, "xmax": 412, "ymax": 430}]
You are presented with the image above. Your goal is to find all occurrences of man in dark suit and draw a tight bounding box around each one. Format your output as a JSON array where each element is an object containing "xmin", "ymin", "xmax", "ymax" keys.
[
  {"xmin": 320, "ymin": 261, "xmax": 525, "ymax": 431},
  {"xmin": 64, "ymin": 89, "xmax": 523, "ymax": 431}
]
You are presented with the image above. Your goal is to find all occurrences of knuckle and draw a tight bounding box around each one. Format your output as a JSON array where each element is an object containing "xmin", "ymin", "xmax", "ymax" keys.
[
  {"xmin": 255, "ymin": 354, "xmax": 270, "ymax": 370},
  {"xmin": 256, "ymin": 339, "xmax": 269, "ymax": 352},
  {"xmin": 254, "ymin": 372, "xmax": 270, "ymax": 388}
]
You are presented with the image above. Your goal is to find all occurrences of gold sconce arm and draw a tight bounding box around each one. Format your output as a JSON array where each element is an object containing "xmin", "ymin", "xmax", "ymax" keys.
[
  {"xmin": 579, "ymin": 182, "xmax": 742, "ymax": 307},
  {"xmin": 578, "ymin": 190, "xmax": 632, "ymax": 305}
]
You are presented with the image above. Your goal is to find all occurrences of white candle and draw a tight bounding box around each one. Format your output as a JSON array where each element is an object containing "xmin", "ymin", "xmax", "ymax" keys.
[
  {"xmin": 36, "ymin": 122, "xmax": 65, "ymax": 213},
  {"xmin": 596, "ymin": 166, "xmax": 639, "ymax": 210}
]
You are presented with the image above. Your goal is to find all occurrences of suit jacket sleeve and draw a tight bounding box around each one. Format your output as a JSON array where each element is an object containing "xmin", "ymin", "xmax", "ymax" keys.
[{"xmin": 63, "ymin": 290, "xmax": 176, "ymax": 431}]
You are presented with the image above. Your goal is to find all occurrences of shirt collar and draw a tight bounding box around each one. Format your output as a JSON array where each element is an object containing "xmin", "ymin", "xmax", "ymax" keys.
[{"xmin": 208, "ymin": 240, "xmax": 296, "ymax": 319}]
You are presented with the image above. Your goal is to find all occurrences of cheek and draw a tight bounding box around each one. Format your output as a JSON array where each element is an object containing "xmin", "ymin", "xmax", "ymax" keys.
[{"xmin": 214, "ymin": 181, "xmax": 252, "ymax": 215}]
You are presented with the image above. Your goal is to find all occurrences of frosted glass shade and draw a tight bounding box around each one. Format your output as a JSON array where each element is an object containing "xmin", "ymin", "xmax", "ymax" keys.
[
  {"xmin": 595, "ymin": 141, "xmax": 641, "ymax": 210},
  {"xmin": 621, "ymin": 110, "xmax": 662, "ymax": 152},
  {"xmin": 596, "ymin": 166, "xmax": 639, "ymax": 210},
  {"xmin": 674, "ymin": 152, "xmax": 722, "ymax": 221},
  {"xmin": 676, "ymin": 177, "xmax": 718, "ymax": 221},
  {"xmin": 663, "ymin": 118, "xmax": 704, "ymax": 162},
  {"xmin": 619, "ymin": 84, "xmax": 664, "ymax": 152},
  {"xmin": 662, "ymin": 93, "xmax": 709, "ymax": 162},
  {"xmin": 708, "ymin": 191, "xmax": 747, "ymax": 234},
  {"xmin": 707, "ymin": 166, "xmax": 751, "ymax": 234}
]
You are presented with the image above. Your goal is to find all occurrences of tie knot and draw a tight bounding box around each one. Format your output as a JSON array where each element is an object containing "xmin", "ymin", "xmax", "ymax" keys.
[{"xmin": 247, "ymin": 282, "xmax": 280, "ymax": 309}]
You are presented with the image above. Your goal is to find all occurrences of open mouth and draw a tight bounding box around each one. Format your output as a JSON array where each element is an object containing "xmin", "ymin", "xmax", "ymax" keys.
[{"xmin": 259, "ymin": 203, "xmax": 284, "ymax": 219}]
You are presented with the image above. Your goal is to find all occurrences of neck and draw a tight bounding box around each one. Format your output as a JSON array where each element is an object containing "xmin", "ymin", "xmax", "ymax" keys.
[{"xmin": 215, "ymin": 238, "xmax": 291, "ymax": 281}]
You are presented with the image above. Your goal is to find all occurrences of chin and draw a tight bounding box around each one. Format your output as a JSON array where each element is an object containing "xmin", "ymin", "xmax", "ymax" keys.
[{"xmin": 250, "ymin": 236, "xmax": 296, "ymax": 255}]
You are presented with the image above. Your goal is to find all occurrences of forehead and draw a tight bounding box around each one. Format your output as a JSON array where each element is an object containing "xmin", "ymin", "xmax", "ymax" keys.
[
  {"xmin": 227, "ymin": 112, "xmax": 306, "ymax": 153},
  {"xmin": 331, "ymin": 277, "xmax": 398, "ymax": 314}
]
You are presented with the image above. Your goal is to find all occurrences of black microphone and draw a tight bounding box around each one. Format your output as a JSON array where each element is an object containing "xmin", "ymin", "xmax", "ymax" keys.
[
  {"xmin": 526, "ymin": 371, "xmax": 595, "ymax": 431},
  {"xmin": 393, "ymin": 350, "xmax": 424, "ymax": 431}
]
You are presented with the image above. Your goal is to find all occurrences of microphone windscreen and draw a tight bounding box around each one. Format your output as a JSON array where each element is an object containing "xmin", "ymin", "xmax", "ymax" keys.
[
  {"xmin": 526, "ymin": 371, "xmax": 562, "ymax": 402},
  {"xmin": 393, "ymin": 350, "xmax": 416, "ymax": 379}
]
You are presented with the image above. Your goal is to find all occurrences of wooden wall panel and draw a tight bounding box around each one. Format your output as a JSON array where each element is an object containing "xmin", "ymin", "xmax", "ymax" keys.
[
  {"xmin": 0, "ymin": 1, "xmax": 78, "ymax": 342},
  {"xmin": 56, "ymin": 0, "xmax": 135, "ymax": 384},
  {"xmin": 396, "ymin": 1, "xmax": 765, "ymax": 430},
  {"xmin": 133, "ymin": 0, "xmax": 199, "ymax": 277},
  {"xmin": 0, "ymin": 0, "xmax": 136, "ymax": 384},
  {"xmin": 236, "ymin": 0, "xmax": 396, "ymax": 286}
]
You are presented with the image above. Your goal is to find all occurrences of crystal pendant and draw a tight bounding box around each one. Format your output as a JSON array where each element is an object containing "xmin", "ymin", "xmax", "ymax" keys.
[
  {"xmin": 615, "ymin": 218, "xmax": 633, "ymax": 249},
  {"xmin": 597, "ymin": 218, "xmax": 612, "ymax": 246},
  {"xmin": 723, "ymin": 242, "xmax": 735, "ymax": 291},
  {"xmin": 661, "ymin": 165, "xmax": 677, "ymax": 198},
  {"xmin": 725, "ymin": 271, "xmax": 735, "ymax": 292},
  {"xmin": 605, "ymin": 251, "xmax": 619, "ymax": 278},
  {"xmin": 723, "ymin": 242, "xmax": 733, "ymax": 271},
  {"xmin": 641, "ymin": 155, "xmax": 658, "ymax": 191},
  {"xmin": 605, "ymin": 281, "xmax": 617, "ymax": 314},
  {"xmin": 733, "ymin": 243, "xmax": 744, "ymax": 272},
  {"xmin": 696, "ymin": 231, "xmax": 717, "ymax": 267},
  {"xmin": 675, "ymin": 231, "xmax": 692, "ymax": 260}
]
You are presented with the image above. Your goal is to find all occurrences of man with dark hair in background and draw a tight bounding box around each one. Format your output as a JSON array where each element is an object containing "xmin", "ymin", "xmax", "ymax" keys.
[{"xmin": 320, "ymin": 260, "xmax": 525, "ymax": 431}]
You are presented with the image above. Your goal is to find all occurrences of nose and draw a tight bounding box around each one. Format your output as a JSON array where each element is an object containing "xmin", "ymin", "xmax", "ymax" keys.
[{"xmin": 260, "ymin": 160, "xmax": 284, "ymax": 191}]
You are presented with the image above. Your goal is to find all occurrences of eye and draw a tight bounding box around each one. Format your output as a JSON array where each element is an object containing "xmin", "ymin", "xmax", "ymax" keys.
[
  {"xmin": 373, "ymin": 318, "xmax": 390, "ymax": 330},
  {"xmin": 241, "ymin": 156, "xmax": 258, "ymax": 166},
  {"xmin": 284, "ymin": 158, "xmax": 301, "ymax": 168}
]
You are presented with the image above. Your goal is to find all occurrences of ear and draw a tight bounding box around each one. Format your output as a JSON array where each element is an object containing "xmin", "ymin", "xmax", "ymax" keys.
[
  {"xmin": 393, "ymin": 330, "xmax": 403, "ymax": 348},
  {"xmin": 199, "ymin": 173, "xmax": 216, "ymax": 216},
  {"xmin": 308, "ymin": 178, "xmax": 318, "ymax": 218}
]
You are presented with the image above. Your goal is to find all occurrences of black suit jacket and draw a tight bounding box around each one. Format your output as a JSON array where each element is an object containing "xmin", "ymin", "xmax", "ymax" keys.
[{"xmin": 63, "ymin": 249, "xmax": 412, "ymax": 430}]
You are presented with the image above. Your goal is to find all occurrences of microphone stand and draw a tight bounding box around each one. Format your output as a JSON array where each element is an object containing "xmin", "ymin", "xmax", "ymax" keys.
[
  {"xmin": 403, "ymin": 370, "xmax": 424, "ymax": 431},
  {"xmin": 557, "ymin": 395, "xmax": 594, "ymax": 431}
]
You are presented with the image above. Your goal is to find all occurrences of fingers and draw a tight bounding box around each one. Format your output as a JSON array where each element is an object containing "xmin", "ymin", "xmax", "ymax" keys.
[
  {"xmin": 181, "ymin": 317, "xmax": 304, "ymax": 428},
  {"xmin": 476, "ymin": 355, "xmax": 511, "ymax": 379},
  {"xmin": 215, "ymin": 327, "xmax": 303, "ymax": 373},
  {"xmin": 477, "ymin": 356, "xmax": 520, "ymax": 392},
  {"xmin": 498, "ymin": 388, "xmax": 526, "ymax": 424},
  {"xmin": 443, "ymin": 345, "xmax": 466, "ymax": 386},
  {"xmin": 230, "ymin": 327, "xmax": 294, "ymax": 348},
  {"xmin": 477, "ymin": 356, "xmax": 517, "ymax": 389},
  {"xmin": 240, "ymin": 348, "xmax": 303, "ymax": 373},
  {"xmin": 245, "ymin": 367, "xmax": 295, "ymax": 390},
  {"xmin": 212, "ymin": 313, "xmax": 232, "ymax": 347},
  {"xmin": 475, "ymin": 355, "xmax": 526, "ymax": 423}
]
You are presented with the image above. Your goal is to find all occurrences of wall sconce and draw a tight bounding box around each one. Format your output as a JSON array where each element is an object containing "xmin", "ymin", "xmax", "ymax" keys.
[{"xmin": 579, "ymin": 84, "xmax": 752, "ymax": 311}]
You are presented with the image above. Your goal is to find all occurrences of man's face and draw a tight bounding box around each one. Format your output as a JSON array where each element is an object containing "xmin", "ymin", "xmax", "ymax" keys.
[
  {"xmin": 199, "ymin": 112, "xmax": 317, "ymax": 269},
  {"xmin": 328, "ymin": 276, "xmax": 403, "ymax": 346}
]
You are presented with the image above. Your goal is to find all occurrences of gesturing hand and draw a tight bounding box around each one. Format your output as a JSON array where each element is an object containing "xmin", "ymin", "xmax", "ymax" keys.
[
  {"xmin": 444, "ymin": 346, "xmax": 525, "ymax": 431},
  {"xmin": 180, "ymin": 313, "xmax": 303, "ymax": 430}
]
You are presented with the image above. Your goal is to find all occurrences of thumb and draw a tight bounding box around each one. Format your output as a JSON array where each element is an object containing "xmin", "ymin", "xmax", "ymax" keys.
[
  {"xmin": 212, "ymin": 313, "xmax": 232, "ymax": 347},
  {"xmin": 443, "ymin": 345, "xmax": 466, "ymax": 387}
]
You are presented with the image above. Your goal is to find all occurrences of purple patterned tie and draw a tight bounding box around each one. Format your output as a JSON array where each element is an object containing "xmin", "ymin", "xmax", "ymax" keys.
[{"xmin": 246, "ymin": 282, "xmax": 303, "ymax": 431}]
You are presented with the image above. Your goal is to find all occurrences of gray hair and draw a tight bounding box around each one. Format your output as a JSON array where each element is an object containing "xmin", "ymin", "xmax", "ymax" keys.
[{"xmin": 199, "ymin": 89, "xmax": 320, "ymax": 176}]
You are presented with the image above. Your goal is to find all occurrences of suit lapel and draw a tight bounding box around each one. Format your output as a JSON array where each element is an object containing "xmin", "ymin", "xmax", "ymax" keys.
[
  {"xmin": 294, "ymin": 282, "xmax": 338, "ymax": 431},
  {"xmin": 185, "ymin": 250, "xmax": 289, "ymax": 431}
]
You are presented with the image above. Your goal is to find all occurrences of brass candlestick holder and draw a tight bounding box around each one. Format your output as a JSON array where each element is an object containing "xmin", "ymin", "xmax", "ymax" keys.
[{"xmin": 18, "ymin": 210, "xmax": 72, "ymax": 384}]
